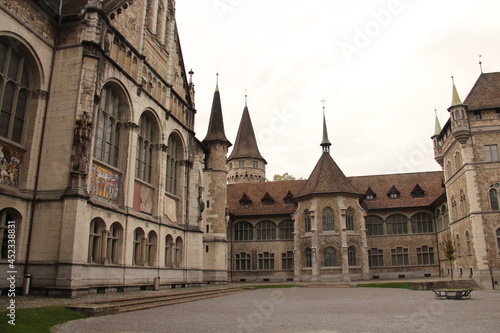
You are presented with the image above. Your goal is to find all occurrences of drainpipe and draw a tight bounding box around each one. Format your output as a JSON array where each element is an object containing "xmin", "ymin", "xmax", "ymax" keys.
[{"xmin": 23, "ymin": 0, "xmax": 63, "ymax": 295}]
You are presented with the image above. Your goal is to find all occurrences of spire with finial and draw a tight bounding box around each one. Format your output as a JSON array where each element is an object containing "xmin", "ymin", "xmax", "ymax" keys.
[
  {"xmin": 215, "ymin": 72, "xmax": 219, "ymax": 91},
  {"xmin": 479, "ymin": 55, "xmax": 483, "ymax": 74},
  {"xmin": 433, "ymin": 109, "xmax": 442, "ymax": 137},
  {"xmin": 188, "ymin": 69, "xmax": 194, "ymax": 85},
  {"xmin": 320, "ymin": 99, "xmax": 332, "ymax": 153},
  {"xmin": 245, "ymin": 88, "xmax": 248, "ymax": 107},
  {"xmin": 202, "ymin": 73, "xmax": 231, "ymax": 146},
  {"xmin": 451, "ymin": 76, "xmax": 463, "ymax": 107}
]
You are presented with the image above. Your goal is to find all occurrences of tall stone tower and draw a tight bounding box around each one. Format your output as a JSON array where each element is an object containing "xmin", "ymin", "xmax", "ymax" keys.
[
  {"xmin": 202, "ymin": 78, "xmax": 232, "ymax": 282},
  {"xmin": 433, "ymin": 74, "xmax": 500, "ymax": 289},
  {"xmin": 227, "ymin": 100, "xmax": 267, "ymax": 184}
]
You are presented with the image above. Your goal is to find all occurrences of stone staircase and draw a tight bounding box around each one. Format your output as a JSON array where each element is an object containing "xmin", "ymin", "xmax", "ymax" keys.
[{"xmin": 67, "ymin": 286, "xmax": 247, "ymax": 316}]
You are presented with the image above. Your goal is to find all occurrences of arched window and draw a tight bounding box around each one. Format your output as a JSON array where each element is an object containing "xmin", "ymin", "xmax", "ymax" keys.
[
  {"xmin": 460, "ymin": 190, "xmax": 467, "ymax": 216},
  {"xmin": 451, "ymin": 197, "xmax": 458, "ymax": 220},
  {"xmin": 304, "ymin": 210, "xmax": 311, "ymax": 233},
  {"xmin": 132, "ymin": 228, "xmax": 145, "ymax": 266},
  {"xmin": 175, "ymin": 236, "xmax": 183, "ymax": 267},
  {"xmin": 435, "ymin": 209, "xmax": 442, "ymax": 231},
  {"xmin": 465, "ymin": 230, "xmax": 472, "ymax": 256},
  {"xmin": 442, "ymin": 205, "xmax": 450, "ymax": 228},
  {"xmin": 165, "ymin": 235, "xmax": 174, "ymax": 267},
  {"xmin": 146, "ymin": 231, "xmax": 157, "ymax": 266},
  {"xmin": 348, "ymin": 247, "xmax": 356, "ymax": 266},
  {"xmin": 279, "ymin": 219, "xmax": 294, "ymax": 240},
  {"xmin": 166, "ymin": 134, "xmax": 182, "ymax": 195},
  {"xmin": 0, "ymin": 208, "xmax": 20, "ymax": 259},
  {"xmin": 387, "ymin": 214, "xmax": 408, "ymax": 235},
  {"xmin": 95, "ymin": 84, "xmax": 126, "ymax": 167},
  {"xmin": 366, "ymin": 216, "xmax": 384, "ymax": 235},
  {"xmin": 256, "ymin": 221, "xmax": 277, "ymax": 240},
  {"xmin": 411, "ymin": 212, "xmax": 434, "ymax": 233},
  {"xmin": 234, "ymin": 221, "xmax": 253, "ymax": 241},
  {"xmin": 305, "ymin": 248, "xmax": 312, "ymax": 268},
  {"xmin": 88, "ymin": 218, "xmax": 105, "ymax": 263},
  {"xmin": 323, "ymin": 247, "xmax": 337, "ymax": 267},
  {"xmin": 322, "ymin": 208, "xmax": 335, "ymax": 231},
  {"xmin": 107, "ymin": 222, "xmax": 123, "ymax": 264},
  {"xmin": 0, "ymin": 37, "xmax": 32, "ymax": 143},
  {"xmin": 135, "ymin": 112, "xmax": 158, "ymax": 183},
  {"xmin": 346, "ymin": 208, "xmax": 354, "ymax": 231},
  {"xmin": 489, "ymin": 183, "xmax": 500, "ymax": 210},
  {"xmin": 456, "ymin": 234, "xmax": 461, "ymax": 257}
]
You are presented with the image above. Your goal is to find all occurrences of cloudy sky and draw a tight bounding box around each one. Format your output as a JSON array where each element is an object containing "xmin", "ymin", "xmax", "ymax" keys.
[{"xmin": 175, "ymin": 0, "xmax": 500, "ymax": 180}]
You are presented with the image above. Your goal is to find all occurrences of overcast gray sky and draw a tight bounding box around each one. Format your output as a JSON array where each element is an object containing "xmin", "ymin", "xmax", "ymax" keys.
[{"xmin": 175, "ymin": 0, "xmax": 500, "ymax": 180}]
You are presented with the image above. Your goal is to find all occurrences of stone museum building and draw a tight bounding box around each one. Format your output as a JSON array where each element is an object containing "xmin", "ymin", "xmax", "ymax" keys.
[{"xmin": 0, "ymin": 0, "xmax": 499, "ymax": 296}]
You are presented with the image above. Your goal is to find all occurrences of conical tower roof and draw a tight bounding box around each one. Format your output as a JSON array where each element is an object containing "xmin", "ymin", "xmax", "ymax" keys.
[
  {"xmin": 227, "ymin": 104, "xmax": 266, "ymax": 163},
  {"xmin": 450, "ymin": 77, "xmax": 463, "ymax": 107},
  {"xmin": 202, "ymin": 78, "xmax": 231, "ymax": 146},
  {"xmin": 433, "ymin": 110, "xmax": 442, "ymax": 137}
]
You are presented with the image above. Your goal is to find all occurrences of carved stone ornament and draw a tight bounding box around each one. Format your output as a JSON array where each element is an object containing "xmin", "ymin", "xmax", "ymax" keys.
[{"xmin": 72, "ymin": 112, "xmax": 93, "ymax": 174}]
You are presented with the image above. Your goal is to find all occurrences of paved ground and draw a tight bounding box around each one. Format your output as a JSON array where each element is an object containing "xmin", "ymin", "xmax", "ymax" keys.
[{"xmin": 56, "ymin": 287, "xmax": 500, "ymax": 333}]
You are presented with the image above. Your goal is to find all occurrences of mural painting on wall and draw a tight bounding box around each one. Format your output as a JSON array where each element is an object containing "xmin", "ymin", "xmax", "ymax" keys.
[
  {"xmin": 0, "ymin": 143, "xmax": 23, "ymax": 187},
  {"xmin": 91, "ymin": 163, "xmax": 120, "ymax": 204}
]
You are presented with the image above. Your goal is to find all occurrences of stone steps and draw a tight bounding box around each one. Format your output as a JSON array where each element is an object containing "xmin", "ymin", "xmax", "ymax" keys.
[{"xmin": 67, "ymin": 287, "xmax": 246, "ymax": 316}]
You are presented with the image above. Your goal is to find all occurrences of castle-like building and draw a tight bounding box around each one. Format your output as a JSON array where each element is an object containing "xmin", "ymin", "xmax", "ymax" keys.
[{"xmin": 0, "ymin": 0, "xmax": 498, "ymax": 296}]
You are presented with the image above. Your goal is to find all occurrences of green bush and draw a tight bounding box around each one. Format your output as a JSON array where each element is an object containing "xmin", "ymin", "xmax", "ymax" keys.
[{"xmin": 357, "ymin": 282, "xmax": 413, "ymax": 290}]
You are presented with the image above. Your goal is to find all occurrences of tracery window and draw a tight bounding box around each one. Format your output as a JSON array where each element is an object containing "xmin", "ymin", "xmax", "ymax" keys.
[
  {"xmin": 256, "ymin": 221, "xmax": 277, "ymax": 240},
  {"xmin": 166, "ymin": 134, "xmax": 182, "ymax": 195},
  {"xmin": 366, "ymin": 216, "xmax": 384, "ymax": 235},
  {"xmin": 322, "ymin": 208, "xmax": 335, "ymax": 231},
  {"xmin": 135, "ymin": 112, "xmax": 157, "ymax": 183},
  {"xmin": 323, "ymin": 247, "xmax": 338, "ymax": 267}
]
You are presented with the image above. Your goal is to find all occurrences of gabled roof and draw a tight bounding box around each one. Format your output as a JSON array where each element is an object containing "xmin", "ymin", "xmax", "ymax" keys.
[
  {"xmin": 228, "ymin": 180, "xmax": 306, "ymax": 216},
  {"xmin": 463, "ymin": 72, "xmax": 500, "ymax": 111},
  {"xmin": 349, "ymin": 171, "xmax": 445, "ymax": 210},
  {"xmin": 227, "ymin": 106, "xmax": 266, "ymax": 162},
  {"xmin": 295, "ymin": 152, "xmax": 361, "ymax": 199}
]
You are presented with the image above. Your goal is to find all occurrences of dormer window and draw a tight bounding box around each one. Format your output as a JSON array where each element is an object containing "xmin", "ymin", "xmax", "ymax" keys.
[
  {"xmin": 364, "ymin": 187, "xmax": 377, "ymax": 201},
  {"xmin": 239, "ymin": 193, "xmax": 252, "ymax": 206},
  {"xmin": 387, "ymin": 185, "xmax": 401, "ymax": 199},
  {"xmin": 411, "ymin": 184, "xmax": 425, "ymax": 198},
  {"xmin": 283, "ymin": 191, "xmax": 294, "ymax": 204},
  {"xmin": 261, "ymin": 192, "xmax": 275, "ymax": 205}
]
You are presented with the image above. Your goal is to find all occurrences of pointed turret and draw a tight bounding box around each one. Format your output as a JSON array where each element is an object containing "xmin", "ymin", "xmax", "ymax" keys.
[
  {"xmin": 433, "ymin": 110, "xmax": 442, "ymax": 137},
  {"xmin": 451, "ymin": 77, "xmax": 463, "ymax": 107},
  {"xmin": 227, "ymin": 98, "xmax": 267, "ymax": 184},
  {"xmin": 321, "ymin": 109, "xmax": 332, "ymax": 153},
  {"xmin": 447, "ymin": 77, "xmax": 470, "ymax": 144},
  {"xmin": 202, "ymin": 75, "xmax": 231, "ymax": 146}
]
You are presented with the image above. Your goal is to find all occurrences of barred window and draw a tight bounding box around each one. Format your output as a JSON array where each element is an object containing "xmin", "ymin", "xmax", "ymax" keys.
[
  {"xmin": 282, "ymin": 251, "xmax": 294, "ymax": 270},
  {"xmin": 387, "ymin": 214, "xmax": 408, "ymax": 235},
  {"xmin": 256, "ymin": 221, "xmax": 277, "ymax": 240},
  {"xmin": 235, "ymin": 252, "xmax": 251, "ymax": 271},
  {"xmin": 95, "ymin": 85, "xmax": 124, "ymax": 167},
  {"xmin": 322, "ymin": 208, "xmax": 335, "ymax": 231},
  {"xmin": 166, "ymin": 134, "xmax": 182, "ymax": 195},
  {"xmin": 346, "ymin": 208, "xmax": 354, "ymax": 231},
  {"xmin": 368, "ymin": 248, "xmax": 384, "ymax": 267},
  {"xmin": 135, "ymin": 112, "xmax": 157, "ymax": 183},
  {"xmin": 258, "ymin": 252, "xmax": 274, "ymax": 270},
  {"xmin": 0, "ymin": 38, "xmax": 32, "ymax": 143},
  {"xmin": 279, "ymin": 219, "xmax": 294, "ymax": 240},
  {"xmin": 305, "ymin": 248, "xmax": 312, "ymax": 268},
  {"xmin": 366, "ymin": 216, "xmax": 384, "ymax": 235},
  {"xmin": 304, "ymin": 210, "xmax": 311, "ymax": 233},
  {"xmin": 107, "ymin": 222, "xmax": 123, "ymax": 264},
  {"xmin": 416, "ymin": 246, "xmax": 435, "ymax": 265},
  {"xmin": 323, "ymin": 247, "xmax": 338, "ymax": 267},
  {"xmin": 391, "ymin": 247, "xmax": 409, "ymax": 266},
  {"xmin": 348, "ymin": 247, "xmax": 356, "ymax": 266},
  {"xmin": 234, "ymin": 221, "xmax": 253, "ymax": 241},
  {"xmin": 88, "ymin": 218, "xmax": 105, "ymax": 264},
  {"xmin": 411, "ymin": 212, "xmax": 434, "ymax": 233}
]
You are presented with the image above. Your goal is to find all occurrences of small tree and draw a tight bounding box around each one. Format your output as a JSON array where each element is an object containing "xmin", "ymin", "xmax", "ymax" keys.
[
  {"xmin": 443, "ymin": 233, "xmax": 456, "ymax": 283},
  {"xmin": 273, "ymin": 172, "xmax": 296, "ymax": 181}
]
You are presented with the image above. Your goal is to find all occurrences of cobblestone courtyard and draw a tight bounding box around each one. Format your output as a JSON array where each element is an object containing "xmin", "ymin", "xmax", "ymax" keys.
[{"xmin": 56, "ymin": 287, "xmax": 500, "ymax": 333}]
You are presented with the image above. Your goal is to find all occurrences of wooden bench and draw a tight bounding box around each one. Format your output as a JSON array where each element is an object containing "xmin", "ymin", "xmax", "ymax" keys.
[{"xmin": 432, "ymin": 289, "xmax": 473, "ymax": 300}]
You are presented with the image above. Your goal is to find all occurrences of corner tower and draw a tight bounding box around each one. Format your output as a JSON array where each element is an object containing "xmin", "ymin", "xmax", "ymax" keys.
[
  {"xmin": 202, "ymin": 76, "xmax": 232, "ymax": 282},
  {"xmin": 227, "ymin": 98, "xmax": 267, "ymax": 184}
]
